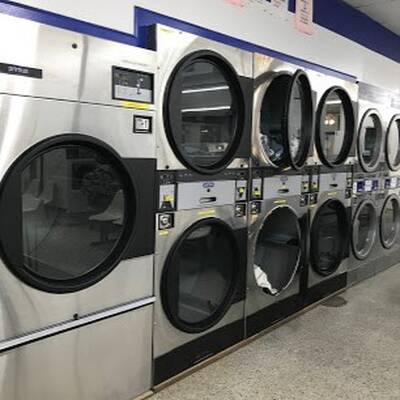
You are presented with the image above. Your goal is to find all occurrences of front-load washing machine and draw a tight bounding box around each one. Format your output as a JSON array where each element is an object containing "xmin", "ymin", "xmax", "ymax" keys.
[
  {"xmin": 308, "ymin": 70, "xmax": 358, "ymax": 171},
  {"xmin": 153, "ymin": 170, "xmax": 248, "ymax": 384},
  {"xmin": 348, "ymin": 171, "xmax": 382, "ymax": 285},
  {"xmin": 0, "ymin": 15, "xmax": 156, "ymax": 400},
  {"xmin": 305, "ymin": 170, "xmax": 352, "ymax": 305},
  {"xmin": 251, "ymin": 54, "xmax": 314, "ymax": 172},
  {"xmin": 245, "ymin": 170, "xmax": 309, "ymax": 338},
  {"xmin": 149, "ymin": 24, "xmax": 252, "ymax": 175}
]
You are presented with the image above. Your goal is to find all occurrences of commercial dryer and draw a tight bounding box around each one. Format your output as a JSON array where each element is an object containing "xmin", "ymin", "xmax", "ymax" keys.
[
  {"xmin": 305, "ymin": 169, "xmax": 352, "ymax": 305},
  {"xmin": 0, "ymin": 15, "xmax": 156, "ymax": 400},
  {"xmin": 251, "ymin": 54, "xmax": 314, "ymax": 173},
  {"xmin": 245, "ymin": 170, "xmax": 309, "ymax": 338},
  {"xmin": 153, "ymin": 169, "xmax": 248, "ymax": 384},
  {"xmin": 308, "ymin": 70, "xmax": 357, "ymax": 174},
  {"xmin": 348, "ymin": 171, "xmax": 382, "ymax": 285},
  {"xmin": 149, "ymin": 24, "xmax": 252, "ymax": 175}
]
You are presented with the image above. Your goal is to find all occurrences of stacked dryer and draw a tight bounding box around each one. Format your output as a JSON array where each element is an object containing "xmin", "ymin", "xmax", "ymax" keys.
[
  {"xmin": 304, "ymin": 70, "xmax": 357, "ymax": 304},
  {"xmin": 0, "ymin": 15, "xmax": 157, "ymax": 400},
  {"xmin": 150, "ymin": 25, "xmax": 252, "ymax": 385},
  {"xmin": 245, "ymin": 54, "xmax": 313, "ymax": 338}
]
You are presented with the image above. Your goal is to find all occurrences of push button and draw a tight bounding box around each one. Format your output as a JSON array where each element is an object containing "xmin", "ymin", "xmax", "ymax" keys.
[{"xmin": 158, "ymin": 213, "xmax": 174, "ymax": 230}]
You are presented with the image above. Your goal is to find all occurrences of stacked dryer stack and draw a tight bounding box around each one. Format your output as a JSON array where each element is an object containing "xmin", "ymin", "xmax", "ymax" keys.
[
  {"xmin": 149, "ymin": 24, "xmax": 252, "ymax": 385},
  {"xmin": 0, "ymin": 15, "xmax": 157, "ymax": 400},
  {"xmin": 245, "ymin": 54, "xmax": 314, "ymax": 338}
]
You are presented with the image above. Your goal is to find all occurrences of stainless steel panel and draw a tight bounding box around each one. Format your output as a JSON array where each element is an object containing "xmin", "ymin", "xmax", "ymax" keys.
[
  {"xmin": 319, "ymin": 172, "xmax": 347, "ymax": 192},
  {"xmin": 245, "ymin": 196, "xmax": 306, "ymax": 319},
  {"xmin": 0, "ymin": 14, "xmax": 156, "ymax": 108},
  {"xmin": 177, "ymin": 180, "xmax": 235, "ymax": 210},
  {"xmin": 153, "ymin": 24, "xmax": 252, "ymax": 171},
  {"xmin": 154, "ymin": 206, "xmax": 246, "ymax": 358},
  {"xmin": 0, "ymin": 95, "xmax": 155, "ymax": 171},
  {"xmin": 0, "ymin": 306, "xmax": 153, "ymax": 400},
  {"xmin": 263, "ymin": 175, "xmax": 303, "ymax": 199}
]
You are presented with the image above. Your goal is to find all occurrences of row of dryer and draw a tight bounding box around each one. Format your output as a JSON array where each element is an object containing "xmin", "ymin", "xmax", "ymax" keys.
[{"xmin": 0, "ymin": 14, "xmax": 399, "ymax": 400}]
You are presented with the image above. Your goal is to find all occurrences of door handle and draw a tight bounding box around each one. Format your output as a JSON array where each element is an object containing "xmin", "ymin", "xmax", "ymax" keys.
[{"xmin": 200, "ymin": 196, "xmax": 217, "ymax": 204}]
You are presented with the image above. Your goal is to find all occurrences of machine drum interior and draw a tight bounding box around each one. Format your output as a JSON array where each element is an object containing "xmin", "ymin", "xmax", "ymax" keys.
[
  {"xmin": 259, "ymin": 71, "xmax": 312, "ymax": 169},
  {"xmin": 310, "ymin": 199, "xmax": 349, "ymax": 276},
  {"xmin": 161, "ymin": 219, "xmax": 240, "ymax": 333},
  {"xmin": 253, "ymin": 207, "xmax": 301, "ymax": 295},
  {"xmin": 380, "ymin": 195, "xmax": 400, "ymax": 249},
  {"xmin": 316, "ymin": 87, "xmax": 355, "ymax": 167},
  {"xmin": 385, "ymin": 115, "xmax": 400, "ymax": 171},
  {"xmin": 352, "ymin": 201, "xmax": 377, "ymax": 260},
  {"xmin": 358, "ymin": 110, "xmax": 384, "ymax": 172},
  {"xmin": 165, "ymin": 53, "xmax": 244, "ymax": 173}
]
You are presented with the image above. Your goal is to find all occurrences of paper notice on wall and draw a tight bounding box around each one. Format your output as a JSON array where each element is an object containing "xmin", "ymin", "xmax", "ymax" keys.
[{"xmin": 295, "ymin": 0, "xmax": 314, "ymax": 35}]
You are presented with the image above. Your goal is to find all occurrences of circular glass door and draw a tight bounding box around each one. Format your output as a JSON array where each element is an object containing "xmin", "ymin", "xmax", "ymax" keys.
[
  {"xmin": 310, "ymin": 199, "xmax": 349, "ymax": 276},
  {"xmin": 380, "ymin": 195, "xmax": 400, "ymax": 249},
  {"xmin": 0, "ymin": 137, "xmax": 134, "ymax": 293},
  {"xmin": 253, "ymin": 207, "xmax": 301, "ymax": 295},
  {"xmin": 352, "ymin": 201, "xmax": 377, "ymax": 260},
  {"xmin": 386, "ymin": 115, "xmax": 400, "ymax": 171},
  {"xmin": 259, "ymin": 70, "xmax": 313, "ymax": 169},
  {"xmin": 316, "ymin": 88, "xmax": 355, "ymax": 167},
  {"xmin": 161, "ymin": 219, "xmax": 239, "ymax": 333},
  {"xmin": 357, "ymin": 110, "xmax": 384, "ymax": 172},
  {"xmin": 164, "ymin": 52, "xmax": 244, "ymax": 174}
]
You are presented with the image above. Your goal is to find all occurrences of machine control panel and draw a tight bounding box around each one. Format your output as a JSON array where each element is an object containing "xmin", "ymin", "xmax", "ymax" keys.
[
  {"xmin": 112, "ymin": 66, "xmax": 153, "ymax": 103},
  {"xmin": 159, "ymin": 184, "xmax": 176, "ymax": 211},
  {"xmin": 235, "ymin": 180, "xmax": 248, "ymax": 202},
  {"xmin": 158, "ymin": 213, "xmax": 174, "ymax": 230},
  {"xmin": 235, "ymin": 203, "xmax": 247, "ymax": 217},
  {"xmin": 384, "ymin": 177, "xmax": 397, "ymax": 189},
  {"xmin": 301, "ymin": 175, "xmax": 310, "ymax": 194},
  {"xmin": 310, "ymin": 173, "xmax": 319, "ymax": 192},
  {"xmin": 309, "ymin": 193, "xmax": 318, "ymax": 206},
  {"xmin": 300, "ymin": 195, "xmax": 308, "ymax": 207},
  {"xmin": 250, "ymin": 201, "xmax": 262, "ymax": 215},
  {"xmin": 251, "ymin": 178, "xmax": 263, "ymax": 200},
  {"xmin": 133, "ymin": 115, "xmax": 152, "ymax": 134}
]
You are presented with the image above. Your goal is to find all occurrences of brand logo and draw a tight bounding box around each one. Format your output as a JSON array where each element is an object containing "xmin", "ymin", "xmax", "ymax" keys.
[
  {"xmin": 280, "ymin": 176, "xmax": 288, "ymax": 183},
  {"xmin": 203, "ymin": 182, "xmax": 215, "ymax": 189}
]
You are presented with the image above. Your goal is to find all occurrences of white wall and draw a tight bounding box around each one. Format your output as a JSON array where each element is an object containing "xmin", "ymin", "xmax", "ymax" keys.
[{"xmin": 11, "ymin": 0, "xmax": 400, "ymax": 92}]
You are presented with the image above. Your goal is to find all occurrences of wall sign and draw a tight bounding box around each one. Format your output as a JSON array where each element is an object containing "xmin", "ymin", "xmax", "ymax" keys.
[
  {"xmin": 0, "ymin": 63, "xmax": 42, "ymax": 79},
  {"xmin": 295, "ymin": 0, "xmax": 314, "ymax": 35}
]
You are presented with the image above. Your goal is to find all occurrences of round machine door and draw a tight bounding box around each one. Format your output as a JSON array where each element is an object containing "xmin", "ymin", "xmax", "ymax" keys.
[
  {"xmin": 258, "ymin": 70, "xmax": 313, "ymax": 170},
  {"xmin": 315, "ymin": 87, "xmax": 355, "ymax": 167},
  {"xmin": 310, "ymin": 199, "xmax": 350, "ymax": 276},
  {"xmin": 385, "ymin": 115, "xmax": 400, "ymax": 171},
  {"xmin": 357, "ymin": 109, "xmax": 384, "ymax": 172},
  {"xmin": 164, "ymin": 51, "xmax": 245, "ymax": 174},
  {"xmin": 351, "ymin": 200, "xmax": 377, "ymax": 260},
  {"xmin": 380, "ymin": 194, "xmax": 400, "ymax": 249},
  {"xmin": 161, "ymin": 219, "xmax": 240, "ymax": 333},
  {"xmin": 253, "ymin": 206, "xmax": 302, "ymax": 295},
  {"xmin": 0, "ymin": 136, "xmax": 136, "ymax": 293}
]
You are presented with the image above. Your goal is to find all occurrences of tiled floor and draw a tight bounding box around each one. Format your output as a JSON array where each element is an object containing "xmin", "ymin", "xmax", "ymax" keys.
[{"xmin": 153, "ymin": 265, "xmax": 400, "ymax": 400}]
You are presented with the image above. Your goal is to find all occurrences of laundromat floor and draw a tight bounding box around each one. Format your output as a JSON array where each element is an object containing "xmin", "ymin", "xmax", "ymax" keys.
[{"xmin": 152, "ymin": 265, "xmax": 400, "ymax": 400}]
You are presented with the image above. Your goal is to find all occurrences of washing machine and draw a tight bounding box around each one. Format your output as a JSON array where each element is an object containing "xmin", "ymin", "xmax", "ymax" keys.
[
  {"xmin": 245, "ymin": 170, "xmax": 309, "ymax": 338},
  {"xmin": 150, "ymin": 24, "xmax": 252, "ymax": 175},
  {"xmin": 153, "ymin": 170, "xmax": 248, "ymax": 384},
  {"xmin": 308, "ymin": 70, "xmax": 358, "ymax": 178},
  {"xmin": 251, "ymin": 54, "xmax": 314, "ymax": 172},
  {"xmin": 347, "ymin": 171, "xmax": 383, "ymax": 285},
  {"xmin": 0, "ymin": 15, "xmax": 156, "ymax": 400},
  {"xmin": 305, "ymin": 169, "xmax": 353, "ymax": 305}
]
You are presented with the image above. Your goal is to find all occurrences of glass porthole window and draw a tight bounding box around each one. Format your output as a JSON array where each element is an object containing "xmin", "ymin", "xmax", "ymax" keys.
[
  {"xmin": 357, "ymin": 110, "xmax": 384, "ymax": 172},
  {"xmin": 310, "ymin": 199, "xmax": 349, "ymax": 276},
  {"xmin": 253, "ymin": 207, "xmax": 301, "ymax": 295},
  {"xmin": 259, "ymin": 70, "xmax": 313, "ymax": 169},
  {"xmin": 352, "ymin": 201, "xmax": 377, "ymax": 260},
  {"xmin": 0, "ymin": 137, "xmax": 134, "ymax": 293},
  {"xmin": 386, "ymin": 115, "xmax": 400, "ymax": 171},
  {"xmin": 316, "ymin": 88, "xmax": 355, "ymax": 167},
  {"xmin": 165, "ymin": 52, "xmax": 244, "ymax": 173},
  {"xmin": 380, "ymin": 195, "xmax": 400, "ymax": 249},
  {"xmin": 161, "ymin": 219, "xmax": 239, "ymax": 333}
]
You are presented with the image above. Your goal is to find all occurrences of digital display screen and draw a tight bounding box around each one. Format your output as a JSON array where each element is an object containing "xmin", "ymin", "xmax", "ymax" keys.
[{"xmin": 112, "ymin": 66, "xmax": 153, "ymax": 103}]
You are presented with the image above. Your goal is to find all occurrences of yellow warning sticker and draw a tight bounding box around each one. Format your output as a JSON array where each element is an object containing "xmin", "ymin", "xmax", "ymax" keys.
[
  {"xmin": 273, "ymin": 199, "xmax": 287, "ymax": 205},
  {"xmin": 159, "ymin": 230, "xmax": 169, "ymax": 236},
  {"xmin": 198, "ymin": 209, "xmax": 216, "ymax": 216},
  {"xmin": 121, "ymin": 101, "xmax": 151, "ymax": 110},
  {"xmin": 328, "ymin": 191, "xmax": 338, "ymax": 197}
]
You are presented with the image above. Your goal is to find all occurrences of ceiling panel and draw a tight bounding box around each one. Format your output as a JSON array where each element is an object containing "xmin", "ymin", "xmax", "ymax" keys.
[{"xmin": 343, "ymin": 0, "xmax": 400, "ymax": 36}]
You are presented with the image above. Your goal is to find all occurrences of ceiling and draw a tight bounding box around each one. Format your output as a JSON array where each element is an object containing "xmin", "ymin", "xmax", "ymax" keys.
[{"xmin": 343, "ymin": 0, "xmax": 400, "ymax": 36}]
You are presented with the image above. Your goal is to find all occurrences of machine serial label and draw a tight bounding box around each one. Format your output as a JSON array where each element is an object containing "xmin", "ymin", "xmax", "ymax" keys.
[{"xmin": 0, "ymin": 63, "xmax": 42, "ymax": 79}]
